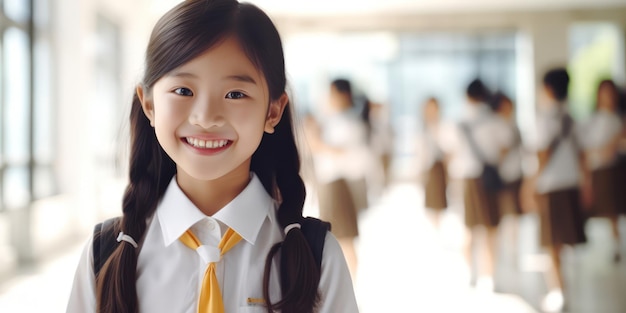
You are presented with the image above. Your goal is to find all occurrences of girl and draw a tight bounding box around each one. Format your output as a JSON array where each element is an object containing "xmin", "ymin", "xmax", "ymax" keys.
[
  {"xmin": 533, "ymin": 68, "xmax": 588, "ymax": 313},
  {"xmin": 440, "ymin": 79, "xmax": 514, "ymax": 292},
  {"xmin": 305, "ymin": 79, "xmax": 369, "ymax": 282},
  {"xmin": 419, "ymin": 97, "xmax": 448, "ymax": 230},
  {"xmin": 579, "ymin": 79, "xmax": 623, "ymax": 263},
  {"xmin": 491, "ymin": 92, "xmax": 525, "ymax": 264},
  {"xmin": 66, "ymin": 1, "xmax": 358, "ymax": 312},
  {"xmin": 491, "ymin": 92, "xmax": 524, "ymax": 217}
]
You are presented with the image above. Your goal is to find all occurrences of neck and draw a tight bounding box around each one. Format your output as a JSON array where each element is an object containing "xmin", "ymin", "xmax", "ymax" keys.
[{"xmin": 176, "ymin": 169, "xmax": 251, "ymax": 216}]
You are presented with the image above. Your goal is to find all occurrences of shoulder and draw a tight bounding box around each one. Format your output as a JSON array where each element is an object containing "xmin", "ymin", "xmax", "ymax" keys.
[
  {"xmin": 321, "ymin": 231, "xmax": 344, "ymax": 265},
  {"xmin": 317, "ymin": 232, "xmax": 359, "ymax": 312}
]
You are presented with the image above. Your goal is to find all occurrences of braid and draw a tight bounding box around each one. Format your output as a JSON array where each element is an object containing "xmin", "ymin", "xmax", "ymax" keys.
[
  {"xmin": 96, "ymin": 93, "xmax": 175, "ymax": 313},
  {"xmin": 259, "ymin": 103, "xmax": 321, "ymax": 313}
]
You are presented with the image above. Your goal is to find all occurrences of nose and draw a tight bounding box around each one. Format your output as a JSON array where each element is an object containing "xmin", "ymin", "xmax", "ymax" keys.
[{"xmin": 189, "ymin": 94, "xmax": 225, "ymax": 129}]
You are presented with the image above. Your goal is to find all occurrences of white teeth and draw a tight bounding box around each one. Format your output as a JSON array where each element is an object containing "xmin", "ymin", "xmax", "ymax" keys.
[{"xmin": 186, "ymin": 137, "xmax": 228, "ymax": 149}]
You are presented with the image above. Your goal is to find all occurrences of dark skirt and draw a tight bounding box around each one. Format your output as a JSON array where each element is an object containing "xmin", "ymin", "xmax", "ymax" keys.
[
  {"xmin": 425, "ymin": 161, "xmax": 448, "ymax": 210},
  {"xmin": 318, "ymin": 179, "xmax": 359, "ymax": 239},
  {"xmin": 617, "ymin": 155, "xmax": 626, "ymax": 215},
  {"xmin": 538, "ymin": 188, "xmax": 587, "ymax": 248},
  {"xmin": 591, "ymin": 166, "xmax": 620, "ymax": 217},
  {"xmin": 498, "ymin": 179, "xmax": 523, "ymax": 216},
  {"xmin": 464, "ymin": 178, "xmax": 500, "ymax": 228}
]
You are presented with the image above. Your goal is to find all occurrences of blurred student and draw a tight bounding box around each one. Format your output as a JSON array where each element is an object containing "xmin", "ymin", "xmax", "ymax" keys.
[
  {"xmin": 618, "ymin": 88, "xmax": 626, "ymax": 219},
  {"xmin": 532, "ymin": 68, "xmax": 588, "ymax": 313},
  {"xmin": 307, "ymin": 79, "xmax": 370, "ymax": 281},
  {"xmin": 491, "ymin": 92, "xmax": 525, "ymax": 261},
  {"xmin": 363, "ymin": 100, "xmax": 394, "ymax": 200},
  {"xmin": 440, "ymin": 79, "xmax": 514, "ymax": 292},
  {"xmin": 419, "ymin": 97, "xmax": 449, "ymax": 229},
  {"xmin": 579, "ymin": 79, "xmax": 623, "ymax": 263}
]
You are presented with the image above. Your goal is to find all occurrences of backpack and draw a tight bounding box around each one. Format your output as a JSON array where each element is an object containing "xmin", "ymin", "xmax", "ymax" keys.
[
  {"xmin": 461, "ymin": 123, "xmax": 505, "ymax": 192},
  {"xmin": 92, "ymin": 216, "xmax": 331, "ymax": 278}
]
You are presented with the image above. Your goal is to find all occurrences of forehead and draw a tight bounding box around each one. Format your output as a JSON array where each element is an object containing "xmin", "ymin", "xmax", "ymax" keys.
[{"xmin": 169, "ymin": 36, "xmax": 266, "ymax": 85}]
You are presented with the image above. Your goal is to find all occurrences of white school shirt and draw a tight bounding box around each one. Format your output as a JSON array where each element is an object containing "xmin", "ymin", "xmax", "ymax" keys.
[
  {"xmin": 578, "ymin": 110, "xmax": 623, "ymax": 170},
  {"xmin": 439, "ymin": 103, "xmax": 514, "ymax": 179},
  {"xmin": 313, "ymin": 110, "xmax": 371, "ymax": 184},
  {"xmin": 66, "ymin": 173, "xmax": 358, "ymax": 313},
  {"xmin": 534, "ymin": 104, "xmax": 581, "ymax": 194},
  {"xmin": 499, "ymin": 122, "xmax": 524, "ymax": 183}
]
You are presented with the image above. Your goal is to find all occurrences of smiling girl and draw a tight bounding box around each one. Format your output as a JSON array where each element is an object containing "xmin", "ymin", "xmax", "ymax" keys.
[{"xmin": 66, "ymin": 1, "xmax": 358, "ymax": 312}]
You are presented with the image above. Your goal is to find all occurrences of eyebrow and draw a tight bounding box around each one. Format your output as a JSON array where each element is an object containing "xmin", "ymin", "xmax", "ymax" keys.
[
  {"xmin": 166, "ymin": 72, "xmax": 257, "ymax": 85},
  {"xmin": 225, "ymin": 75, "xmax": 257, "ymax": 85},
  {"xmin": 167, "ymin": 71, "xmax": 198, "ymax": 79}
]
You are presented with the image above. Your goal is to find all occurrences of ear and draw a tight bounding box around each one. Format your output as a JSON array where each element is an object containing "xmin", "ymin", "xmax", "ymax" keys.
[
  {"xmin": 264, "ymin": 93, "xmax": 289, "ymax": 134},
  {"xmin": 137, "ymin": 85, "xmax": 155, "ymax": 127}
]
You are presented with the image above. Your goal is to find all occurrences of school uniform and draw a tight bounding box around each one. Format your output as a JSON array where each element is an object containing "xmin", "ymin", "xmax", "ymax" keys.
[
  {"xmin": 499, "ymin": 122, "xmax": 524, "ymax": 215},
  {"xmin": 314, "ymin": 110, "xmax": 370, "ymax": 239},
  {"xmin": 440, "ymin": 103, "xmax": 514, "ymax": 228},
  {"xmin": 618, "ymin": 118, "xmax": 626, "ymax": 215},
  {"xmin": 420, "ymin": 124, "xmax": 448, "ymax": 211},
  {"xmin": 578, "ymin": 110, "xmax": 623, "ymax": 217},
  {"xmin": 67, "ymin": 173, "xmax": 358, "ymax": 313},
  {"xmin": 534, "ymin": 104, "xmax": 587, "ymax": 248}
]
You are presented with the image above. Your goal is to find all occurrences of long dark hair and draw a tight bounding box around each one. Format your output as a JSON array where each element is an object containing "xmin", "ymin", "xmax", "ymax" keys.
[{"xmin": 95, "ymin": 1, "xmax": 320, "ymax": 312}]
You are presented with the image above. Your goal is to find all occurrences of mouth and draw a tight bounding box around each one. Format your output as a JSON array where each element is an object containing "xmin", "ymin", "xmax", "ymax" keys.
[{"xmin": 183, "ymin": 137, "xmax": 232, "ymax": 149}]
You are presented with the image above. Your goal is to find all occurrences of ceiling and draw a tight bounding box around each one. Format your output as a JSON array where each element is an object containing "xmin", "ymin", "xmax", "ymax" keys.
[{"xmin": 153, "ymin": 0, "xmax": 626, "ymax": 17}]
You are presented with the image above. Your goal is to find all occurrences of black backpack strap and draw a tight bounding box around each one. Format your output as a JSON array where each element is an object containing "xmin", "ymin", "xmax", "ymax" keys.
[
  {"xmin": 300, "ymin": 217, "xmax": 331, "ymax": 271},
  {"xmin": 92, "ymin": 217, "xmax": 121, "ymax": 277},
  {"xmin": 460, "ymin": 122, "xmax": 489, "ymax": 164}
]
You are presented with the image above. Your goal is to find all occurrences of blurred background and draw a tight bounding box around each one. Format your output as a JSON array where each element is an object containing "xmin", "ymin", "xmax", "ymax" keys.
[{"xmin": 0, "ymin": 0, "xmax": 625, "ymax": 312}]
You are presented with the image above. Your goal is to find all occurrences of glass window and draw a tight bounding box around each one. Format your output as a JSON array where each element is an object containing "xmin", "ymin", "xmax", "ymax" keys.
[
  {"xmin": 34, "ymin": 38, "xmax": 52, "ymax": 163},
  {"xmin": 4, "ymin": 0, "xmax": 31, "ymax": 24},
  {"xmin": 3, "ymin": 27, "xmax": 31, "ymax": 163},
  {"xmin": 3, "ymin": 166, "xmax": 29, "ymax": 210}
]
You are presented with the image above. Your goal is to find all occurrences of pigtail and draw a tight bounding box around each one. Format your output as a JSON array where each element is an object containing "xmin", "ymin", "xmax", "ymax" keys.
[
  {"xmin": 258, "ymin": 103, "xmax": 321, "ymax": 313},
  {"xmin": 96, "ymin": 92, "xmax": 176, "ymax": 313}
]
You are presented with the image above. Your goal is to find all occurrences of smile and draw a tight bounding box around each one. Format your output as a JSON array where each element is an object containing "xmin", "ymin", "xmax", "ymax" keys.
[{"xmin": 185, "ymin": 137, "xmax": 230, "ymax": 149}]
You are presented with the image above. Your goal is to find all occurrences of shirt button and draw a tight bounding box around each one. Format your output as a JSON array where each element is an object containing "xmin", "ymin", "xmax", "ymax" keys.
[{"xmin": 206, "ymin": 219, "xmax": 216, "ymax": 231}]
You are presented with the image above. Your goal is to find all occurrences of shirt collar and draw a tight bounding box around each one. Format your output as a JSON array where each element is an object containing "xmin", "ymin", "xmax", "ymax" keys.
[
  {"xmin": 156, "ymin": 173, "xmax": 275, "ymax": 247},
  {"xmin": 213, "ymin": 173, "xmax": 275, "ymax": 245}
]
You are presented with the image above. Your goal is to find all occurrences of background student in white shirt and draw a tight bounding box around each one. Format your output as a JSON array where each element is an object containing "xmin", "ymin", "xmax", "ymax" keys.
[
  {"xmin": 490, "ymin": 92, "xmax": 526, "ymax": 264},
  {"xmin": 306, "ymin": 79, "xmax": 371, "ymax": 282},
  {"xmin": 579, "ymin": 79, "xmax": 623, "ymax": 263},
  {"xmin": 532, "ymin": 68, "xmax": 588, "ymax": 313},
  {"xmin": 440, "ymin": 79, "xmax": 514, "ymax": 292},
  {"xmin": 618, "ymin": 88, "xmax": 626, "ymax": 222},
  {"xmin": 418, "ymin": 97, "xmax": 449, "ymax": 230},
  {"xmin": 66, "ymin": 1, "xmax": 358, "ymax": 312}
]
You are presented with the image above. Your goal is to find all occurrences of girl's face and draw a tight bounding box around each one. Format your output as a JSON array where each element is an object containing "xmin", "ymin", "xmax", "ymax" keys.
[
  {"xmin": 498, "ymin": 99, "xmax": 514, "ymax": 120},
  {"xmin": 424, "ymin": 100, "xmax": 440, "ymax": 125},
  {"xmin": 139, "ymin": 36, "xmax": 287, "ymax": 184},
  {"xmin": 598, "ymin": 83, "xmax": 617, "ymax": 112},
  {"xmin": 328, "ymin": 86, "xmax": 350, "ymax": 112}
]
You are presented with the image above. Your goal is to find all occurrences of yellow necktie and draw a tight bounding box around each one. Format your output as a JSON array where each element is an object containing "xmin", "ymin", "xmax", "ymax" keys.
[{"xmin": 180, "ymin": 227, "xmax": 242, "ymax": 313}]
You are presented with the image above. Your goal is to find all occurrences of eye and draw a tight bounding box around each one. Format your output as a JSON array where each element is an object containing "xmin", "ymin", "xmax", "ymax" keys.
[
  {"xmin": 225, "ymin": 91, "xmax": 246, "ymax": 99},
  {"xmin": 173, "ymin": 87, "xmax": 193, "ymax": 96}
]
